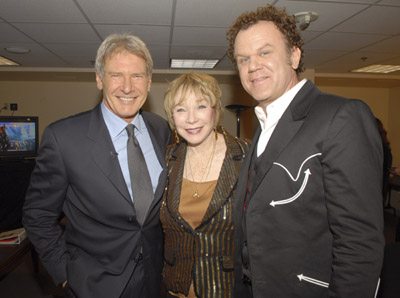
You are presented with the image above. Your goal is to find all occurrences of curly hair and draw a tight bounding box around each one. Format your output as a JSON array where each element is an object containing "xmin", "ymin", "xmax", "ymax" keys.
[{"xmin": 226, "ymin": 5, "xmax": 305, "ymax": 73}]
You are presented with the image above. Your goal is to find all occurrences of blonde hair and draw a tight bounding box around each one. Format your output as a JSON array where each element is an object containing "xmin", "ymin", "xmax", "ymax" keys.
[{"xmin": 164, "ymin": 73, "xmax": 223, "ymax": 130}]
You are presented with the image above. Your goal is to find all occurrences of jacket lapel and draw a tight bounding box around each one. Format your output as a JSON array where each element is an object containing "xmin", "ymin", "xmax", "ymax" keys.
[
  {"xmin": 234, "ymin": 127, "xmax": 259, "ymax": 221},
  {"xmin": 249, "ymin": 81, "xmax": 320, "ymax": 197},
  {"xmin": 143, "ymin": 112, "xmax": 167, "ymax": 170},
  {"xmin": 202, "ymin": 129, "xmax": 244, "ymax": 224},
  {"xmin": 142, "ymin": 112, "xmax": 169, "ymax": 210},
  {"xmin": 249, "ymin": 111, "xmax": 303, "ymax": 196},
  {"xmin": 166, "ymin": 129, "xmax": 248, "ymax": 229},
  {"xmin": 88, "ymin": 105, "xmax": 132, "ymax": 204},
  {"xmin": 166, "ymin": 143, "xmax": 186, "ymax": 221}
]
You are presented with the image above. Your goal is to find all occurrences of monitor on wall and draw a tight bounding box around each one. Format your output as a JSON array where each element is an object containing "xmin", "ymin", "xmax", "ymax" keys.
[{"xmin": 0, "ymin": 116, "xmax": 39, "ymax": 161}]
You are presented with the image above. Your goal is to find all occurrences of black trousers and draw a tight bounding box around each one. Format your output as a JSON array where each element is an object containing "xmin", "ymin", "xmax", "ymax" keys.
[
  {"xmin": 63, "ymin": 260, "xmax": 146, "ymax": 298},
  {"xmin": 120, "ymin": 259, "xmax": 145, "ymax": 298}
]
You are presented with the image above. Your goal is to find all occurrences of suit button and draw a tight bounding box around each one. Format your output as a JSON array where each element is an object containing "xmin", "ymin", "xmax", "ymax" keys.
[{"xmin": 128, "ymin": 217, "xmax": 134, "ymax": 223}]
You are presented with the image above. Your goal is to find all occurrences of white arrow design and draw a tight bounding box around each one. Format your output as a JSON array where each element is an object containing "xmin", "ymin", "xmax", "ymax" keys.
[
  {"xmin": 273, "ymin": 153, "xmax": 321, "ymax": 182},
  {"xmin": 297, "ymin": 274, "xmax": 329, "ymax": 288},
  {"xmin": 270, "ymin": 169, "xmax": 311, "ymax": 207},
  {"xmin": 374, "ymin": 278, "xmax": 380, "ymax": 298}
]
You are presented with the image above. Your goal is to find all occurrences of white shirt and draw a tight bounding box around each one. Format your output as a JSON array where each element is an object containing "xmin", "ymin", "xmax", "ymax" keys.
[{"xmin": 255, "ymin": 79, "xmax": 307, "ymax": 157}]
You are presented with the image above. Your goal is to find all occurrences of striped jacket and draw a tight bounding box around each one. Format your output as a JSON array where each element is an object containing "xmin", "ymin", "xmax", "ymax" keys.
[{"xmin": 161, "ymin": 127, "xmax": 249, "ymax": 298}]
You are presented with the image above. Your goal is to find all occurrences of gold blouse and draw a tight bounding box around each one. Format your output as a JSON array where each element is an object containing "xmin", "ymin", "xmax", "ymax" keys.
[
  {"xmin": 179, "ymin": 178, "xmax": 217, "ymax": 229},
  {"xmin": 170, "ymin": 178, "xmax": 217, "ymax": 298}
]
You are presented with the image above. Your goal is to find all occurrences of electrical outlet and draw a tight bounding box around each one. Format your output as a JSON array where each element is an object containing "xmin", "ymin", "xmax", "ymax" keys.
[{"xmin": 10, "ymin": 103, "xmax": 18, "ymax": 111}]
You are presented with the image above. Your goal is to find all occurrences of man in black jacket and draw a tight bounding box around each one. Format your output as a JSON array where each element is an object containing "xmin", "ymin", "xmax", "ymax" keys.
[{"xmin": 23, "ymin": 33, "xmax": 170, "ymax": 298}]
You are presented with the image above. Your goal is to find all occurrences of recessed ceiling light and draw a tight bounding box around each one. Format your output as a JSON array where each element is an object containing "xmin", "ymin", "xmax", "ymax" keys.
[
  {"xmin": 0, "ymin": 55, "xmax": 19, "ymax": 66},
  {"xmin": 5, "ymin": 47, "xmax": 31, "ymax": 54},
  {"xmin": 351, "ymin": 64, "xmax": 400, "ymax": 74},
  {"xmin": 170, "ymin": 59, "xmax": 219, "ymax": 69}
]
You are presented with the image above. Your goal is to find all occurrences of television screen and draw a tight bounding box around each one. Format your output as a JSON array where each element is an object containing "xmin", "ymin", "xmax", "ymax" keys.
[{"xmin": 0, "ymin": 116, "xmax": 38, "ymax": 160}]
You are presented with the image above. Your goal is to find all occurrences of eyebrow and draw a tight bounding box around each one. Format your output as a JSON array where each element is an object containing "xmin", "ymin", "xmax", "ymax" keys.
[
  {"xmin": 235, "ymin": 43, "xmax": 274, "ymax": 57},
  {"xmin": 106, "ymin": 71, "xmax": 147, "ymax": 76},
  {"xmin": 258, "ymin": 43, "xmax": 274, "ymax": 51}
]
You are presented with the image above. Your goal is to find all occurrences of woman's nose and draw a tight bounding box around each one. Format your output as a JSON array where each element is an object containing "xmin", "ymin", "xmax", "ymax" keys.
[{"xmin": 186, "ymin": 109, "xmax": 197, "ymax": 123}]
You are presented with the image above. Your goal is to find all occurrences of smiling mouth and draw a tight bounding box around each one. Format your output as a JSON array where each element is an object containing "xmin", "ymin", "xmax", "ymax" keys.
[
  {"xmin": 251, "ymin": 76, "xmax": 267, "ymax": 84},
  {"xmin": 118, "ymin": 96, "xmax": 135, "ymax": 102},
  {"xmin": 186, "ymin": 127, "xmax": 201, "ymax": 134}
]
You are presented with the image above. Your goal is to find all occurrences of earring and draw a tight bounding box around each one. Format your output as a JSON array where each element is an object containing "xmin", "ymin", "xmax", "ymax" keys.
[
  {"xmin": 174, "ymin": 129, "xmax": 180, "ymax": 143},
  {"xmin": 214, "ymin": 127, "xmax": 218, "ymax": 140}
]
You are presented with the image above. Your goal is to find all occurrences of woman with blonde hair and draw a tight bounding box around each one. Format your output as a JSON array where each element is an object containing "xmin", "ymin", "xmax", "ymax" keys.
[{"xmin": 161, "ymin": 73, "xmax": 249, "ymax": 298}]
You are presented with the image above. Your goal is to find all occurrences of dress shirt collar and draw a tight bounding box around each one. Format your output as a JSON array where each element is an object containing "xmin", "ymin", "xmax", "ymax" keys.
[
  {"xmin": 101, "ymin": 101, "xmax": 144, "ymax": 140},
  {"xmin": 254, "ymin": 79, "xmax": 307, "ymax": 129}
]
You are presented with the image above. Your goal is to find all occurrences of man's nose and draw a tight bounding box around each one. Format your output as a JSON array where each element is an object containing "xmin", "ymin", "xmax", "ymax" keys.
[
  {"xmin": 248, "ymin": 57, "xmax": 262, "ymax": 73},
  {"xmin": 122, "ymin": 77, "xmax": 135, "ymax": 93}
]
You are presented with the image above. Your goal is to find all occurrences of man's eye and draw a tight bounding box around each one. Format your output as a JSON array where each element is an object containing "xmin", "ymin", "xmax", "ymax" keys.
[
  {"xmin": 261, "ymin": 51, "xmax": 269, "ymax": 56},
  {"xmin": 132, "ymin": 74, "xmax": 145, "ymax": 80},
  {"xmin": 238, "ymin": 57, "xmax": 249, "ymax": 64}
]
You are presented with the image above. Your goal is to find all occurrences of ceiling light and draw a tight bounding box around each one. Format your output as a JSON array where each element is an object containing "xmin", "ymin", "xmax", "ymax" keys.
[
  {"xmin": 5, "ymin": 47, "xmax": 31, "ymax": 54},
  {"xmin": 294, "ymin": 11, "xmax": 319, "ymax": 31},
  {"xmin": 351, "ymin": 65, "xmax": 400, "ymax": 74},
  {"xmin": 0, "ymin": 56, "xmax": 19, "ymax": 66},
  {"xmin": 170, "ymin": 59, "xmax": 219, "ymax": 69}
]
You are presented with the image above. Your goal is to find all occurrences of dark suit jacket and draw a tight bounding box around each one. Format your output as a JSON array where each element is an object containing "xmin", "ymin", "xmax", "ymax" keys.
[
  {"xmin": 233, "ymin": 81, "xmax": 385, "ymax": 298},
  {"xmin": 23, "ymin": 104, "xmax": 170, "ymax": 298}
]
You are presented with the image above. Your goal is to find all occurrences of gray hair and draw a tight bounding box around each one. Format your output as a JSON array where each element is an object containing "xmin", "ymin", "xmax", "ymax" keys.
[{"xmin": 95, "ymin": 33, "xmax": 153, "ymax": 79}]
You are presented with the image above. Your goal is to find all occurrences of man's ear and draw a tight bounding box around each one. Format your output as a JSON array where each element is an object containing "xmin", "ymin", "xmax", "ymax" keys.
[
  {"xmin": 147, "ymin": 77, "xmax": 152, "ymax": 92},
  {"xmin": 95, "ymin": 73, "xmax": 103, "ymax": 91},
  {"xmin": 290, "ymin": 47, "xmax": 301, "ymax": 70}
]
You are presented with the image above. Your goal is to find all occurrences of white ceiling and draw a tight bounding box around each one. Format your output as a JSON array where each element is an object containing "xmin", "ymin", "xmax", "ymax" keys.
[{"xmin": 1, "ymin": 0, "xmax": 400, "ymax": 76}]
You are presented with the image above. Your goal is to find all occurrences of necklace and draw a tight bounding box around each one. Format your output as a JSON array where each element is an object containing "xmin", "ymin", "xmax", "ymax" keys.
[{"xmin": 186, "ymin": 136, "xmax": 217, "ymax": 198}]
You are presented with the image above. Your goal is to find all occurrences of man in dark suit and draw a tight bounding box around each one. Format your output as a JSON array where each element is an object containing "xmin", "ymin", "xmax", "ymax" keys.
[
  {"xmin": 226, "ymin": 5, "xmax": 385, "ymax": 298},
  {"xmin": 23, "ymin": 33, "xmax": 170, "ymax": 298}
]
